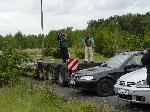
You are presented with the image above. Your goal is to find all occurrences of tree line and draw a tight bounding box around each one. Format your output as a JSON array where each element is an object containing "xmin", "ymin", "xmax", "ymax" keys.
[{"xmin": 0, "ymin": 12, "xmax": 150, "ymax": 57}]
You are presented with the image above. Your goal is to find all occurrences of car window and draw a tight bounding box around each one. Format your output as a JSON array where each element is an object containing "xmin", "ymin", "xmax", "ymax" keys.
[
  {"xmin": 127, "ymin": 55, "xmax": 143, "ymax": 66},
  {"xmin": 102, "ymin": 54, "xmax": 130, "ymax": 68}
]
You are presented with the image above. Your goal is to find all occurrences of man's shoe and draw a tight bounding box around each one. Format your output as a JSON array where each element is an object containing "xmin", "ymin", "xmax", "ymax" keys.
[
  {"xmin": 91, "ymin": 61, "xmax": 94, "ymax": 63},
  {"xmin": 84, "ymin": 60, "xmax": 88, "ymax": 63}
]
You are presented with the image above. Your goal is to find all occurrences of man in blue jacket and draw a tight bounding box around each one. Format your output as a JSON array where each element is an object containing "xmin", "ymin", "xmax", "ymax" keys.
[{"xmin": 82, "ymin": 32, "xmax": 94, "ymax": 63}]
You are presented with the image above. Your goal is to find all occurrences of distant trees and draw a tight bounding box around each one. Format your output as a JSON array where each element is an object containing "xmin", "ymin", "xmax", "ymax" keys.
[
  {"xmin": 0, "ymin": 12, "xmax": 150, "ymax": 57},
  {"xmin": 87, "ymin": 12, "xmax": 150, "ymax": 56}
]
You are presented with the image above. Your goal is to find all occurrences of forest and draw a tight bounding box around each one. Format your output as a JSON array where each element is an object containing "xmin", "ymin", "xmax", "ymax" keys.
[{"xmin": 0, "ymin": 12, "xmax": 150, "ymax": 57}]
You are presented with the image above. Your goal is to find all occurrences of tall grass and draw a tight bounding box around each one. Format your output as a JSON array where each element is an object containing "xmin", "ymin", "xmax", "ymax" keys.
[{"xmin": 0, "ymin": 79, "xmax": 111, "ymax": 112}]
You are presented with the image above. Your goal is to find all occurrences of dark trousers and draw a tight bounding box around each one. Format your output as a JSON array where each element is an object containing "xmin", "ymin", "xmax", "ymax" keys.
[
  {"xmin": 146, "ymin": 69, "xmax": 150, "ymax": 86},
  {"xmin": 60, "ymin": 47, "xmax": 69, "ymax": 63}
]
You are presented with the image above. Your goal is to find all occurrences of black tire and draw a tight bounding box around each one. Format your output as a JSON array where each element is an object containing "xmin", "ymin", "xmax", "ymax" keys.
[
  {"xmin": 46, "ymin": 65, "xmax": 54, "ymax": 81},
  {"xmin": 97, "ymin": 78, "xmax": 114, "ymax": 97},
  {"xmin": 56, "ymin": 66, "xmax": 63, "ymax": 80},
  {"xmin": 36, "ymin": 62, "xmax": 44, "ymax": 80},
  {"xmin": 58, "ymin": 67, "xmax": 68, "ymax": 87},
  {"xmin": 37, "ymin": 68, "xmax": 44, "ymax": 80}
]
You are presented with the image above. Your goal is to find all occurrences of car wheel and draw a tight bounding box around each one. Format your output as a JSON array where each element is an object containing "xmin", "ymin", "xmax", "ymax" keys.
[{"xmin": 97, "ymin": 78, "xmax": 114, "ymax": 97}]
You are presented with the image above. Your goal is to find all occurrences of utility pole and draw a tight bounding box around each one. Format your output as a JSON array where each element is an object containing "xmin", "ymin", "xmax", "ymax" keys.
[{"xmin": 41, "ymin": 0, "xmax": 44, "ymax": 57}]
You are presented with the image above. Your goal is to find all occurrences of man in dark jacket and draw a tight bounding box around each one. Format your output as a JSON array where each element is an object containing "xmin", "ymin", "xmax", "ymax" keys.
[
  {"xmin": 57, "ymin": 30, "xmax": 69, "ymax": 63},
  {"xmin": 141, "ymin": 49, "xmax": 150, "ymax": 86}
]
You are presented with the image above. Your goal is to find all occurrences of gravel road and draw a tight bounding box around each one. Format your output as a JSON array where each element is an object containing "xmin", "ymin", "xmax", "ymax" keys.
[
  {"xmin": 31, "ymin": 78, "xmax": 150, "ymax": 112},
  {"xmin": 54, "ymin": 85, "xmax": 150, "ymax": 112}
]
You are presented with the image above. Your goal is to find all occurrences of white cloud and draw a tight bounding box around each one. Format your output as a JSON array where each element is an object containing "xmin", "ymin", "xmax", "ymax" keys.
[{"xmin": 0, "ymin": 0, "xmax": 150, "ymax": 35}]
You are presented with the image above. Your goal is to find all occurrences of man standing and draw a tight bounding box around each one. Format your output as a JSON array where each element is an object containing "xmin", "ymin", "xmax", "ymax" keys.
[
  {"xmin": 57, "ymin": 30, "xmax": 69, "ymax": 63},
  {"xmin": 141, "ymin": 49, "xmax": 150, "ymax": 86},
  {"xmin": 82, "ymin": 32, "xmax": 94, "ymax": 63}
]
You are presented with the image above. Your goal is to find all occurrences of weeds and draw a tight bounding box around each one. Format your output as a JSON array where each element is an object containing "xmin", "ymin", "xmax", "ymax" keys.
[{"xmin": 0, "ymin": 79, "xmax": 111, "ymax": 112}]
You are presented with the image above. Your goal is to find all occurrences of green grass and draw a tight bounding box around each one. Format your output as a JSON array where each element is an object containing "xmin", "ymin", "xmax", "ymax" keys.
[
  {"xmin": 0, "ymin": 82, "xmax": 77, "ymax": 112},
  {"xmin": 0, "ymin": 80, "xmax": 111, "ymax": 112},
  {"xmin": 23, "ymin": 48, "xmax": 108, "ymax": 64}
]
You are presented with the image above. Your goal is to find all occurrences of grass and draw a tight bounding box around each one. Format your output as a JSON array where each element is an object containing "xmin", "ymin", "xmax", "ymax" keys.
[
  {"xmin": 0, "ymin": 80, "xmax": 111, "ymax": 112},
  {"xmin": 23, "ymin": 48, "xmax": 108, "ymax": 63}
]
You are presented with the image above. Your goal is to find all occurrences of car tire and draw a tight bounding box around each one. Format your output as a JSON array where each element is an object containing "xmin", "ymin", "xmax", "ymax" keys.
[
  {"xmin": 58, "ymin": 67, "xmax": 68, "ymax": 87},
  {"xmin": 97, "ymin": 78, "xmax": 114, "ymax": 97}
]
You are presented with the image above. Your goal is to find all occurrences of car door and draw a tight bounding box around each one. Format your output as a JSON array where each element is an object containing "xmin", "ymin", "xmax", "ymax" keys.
[{"xmin": 124, "ymin": 55, "xmax": 143, "ymax": 73}]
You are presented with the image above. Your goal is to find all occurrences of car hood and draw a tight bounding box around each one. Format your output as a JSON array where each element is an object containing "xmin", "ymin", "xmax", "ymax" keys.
[
  {"xmin": 75, "ymin": 66, "xmax": 113, "ymax": 76},
  {"xmin": 119, "ymin": 67, "xmax": 147, "ymax": 83}
]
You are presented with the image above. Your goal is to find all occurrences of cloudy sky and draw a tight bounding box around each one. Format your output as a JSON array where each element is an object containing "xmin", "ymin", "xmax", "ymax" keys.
[{"xmin": 0, "ymin": 0, "xmax": 150, "ymax": 36}]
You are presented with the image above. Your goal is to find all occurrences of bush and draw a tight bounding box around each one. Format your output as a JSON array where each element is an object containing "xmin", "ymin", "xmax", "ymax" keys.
[
  {"xmin": 43, "ymin": 47, "xmax": 62, "ymax": 59},
  {"xmin": 102, "ymin": 48, "xmax": 115, "ymax": 58},
  {"xmin": 52, "ymin": 48, "xmax": 61, "ymax": 59},
  {"xmin": 43, "ymin": 47, "xmax": 53, "ymax": 56},
  {"xmin": 0, "ymin": 47, "xmax": 33, "ymax": 86},
  {"xmin": 76, "ymin": 49, "xmax": 85, "ymax": 59},
  {"xmin": 143, "ymin": 39, "xmax": 150, "ymax": 49}
]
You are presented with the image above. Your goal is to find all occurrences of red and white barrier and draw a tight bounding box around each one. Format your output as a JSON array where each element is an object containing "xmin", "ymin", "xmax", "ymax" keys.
[{"xmin": 67, "ymin": 58, "xmax": 78, "ymax": 72}]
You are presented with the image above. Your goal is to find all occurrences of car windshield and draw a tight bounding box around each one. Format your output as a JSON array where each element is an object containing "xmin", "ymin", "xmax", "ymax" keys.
[{"xmin": 101, "ymin": 54, "xmax": 130, "ymax": 68}]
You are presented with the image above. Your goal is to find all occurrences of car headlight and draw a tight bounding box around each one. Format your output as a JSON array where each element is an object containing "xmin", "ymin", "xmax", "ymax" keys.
[
  {"xmin": 135, "ymin": 80, "xmax": 149, "ymax": 88},
  {"xmin": 80, "ymin": 76, "xmax": 94, "ymax": 80}
]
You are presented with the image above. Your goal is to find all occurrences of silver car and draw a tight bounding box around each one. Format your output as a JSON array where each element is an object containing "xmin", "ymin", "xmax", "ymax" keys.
[{"xmin": 114, "ymin": 68, "xmax": 150, "ymax": 104}]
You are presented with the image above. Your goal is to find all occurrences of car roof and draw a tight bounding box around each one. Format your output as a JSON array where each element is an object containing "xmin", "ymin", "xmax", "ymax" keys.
[{"xmin": 119, "ymin": 51, "xmax": 142, "ymax": 56}]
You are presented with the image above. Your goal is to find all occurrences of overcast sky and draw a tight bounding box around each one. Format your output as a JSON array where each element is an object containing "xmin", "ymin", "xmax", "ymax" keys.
[{"xmin": 0, "ymin": 0, "xmax": 150, "ymax": 36}]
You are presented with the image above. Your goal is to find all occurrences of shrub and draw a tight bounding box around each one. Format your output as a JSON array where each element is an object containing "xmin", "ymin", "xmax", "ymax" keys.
[
  {"xmin": 43, "ymin": 47, "xmax": 53, "ymax": 56},
  {"xmin": 102, "ymin": 48, "xmax": 115, "ymax": 58},
  {"xmin": 0, "ymin": 47, "xmax": 33, "ymax": 86},
  {"xmin": 143, "ymin": 39, "xmax": 150, "ymax": 49},
  {"xmin": 43, "ymin": 47, "xmax": 61, "ymax": 59},
  {"xmin": 76, "ymin": 52, "xmax": 84, "ymax": 59},
  {"xmin": 52, "ymin": 48, "xmax": 61, "ymax": 59},
  {"xmin": 76, "ymin": 49, "xmax": 85, "ymax": 59}
]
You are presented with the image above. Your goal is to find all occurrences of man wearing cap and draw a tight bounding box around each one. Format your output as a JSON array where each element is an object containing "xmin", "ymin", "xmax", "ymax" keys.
[
  {"xmin": 82, "ymin": 32, "xmax": 94, "ymax": 63},
  {"xmin": 141, "ymin": 49, "xmax": 150, "ymax": 86}
]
